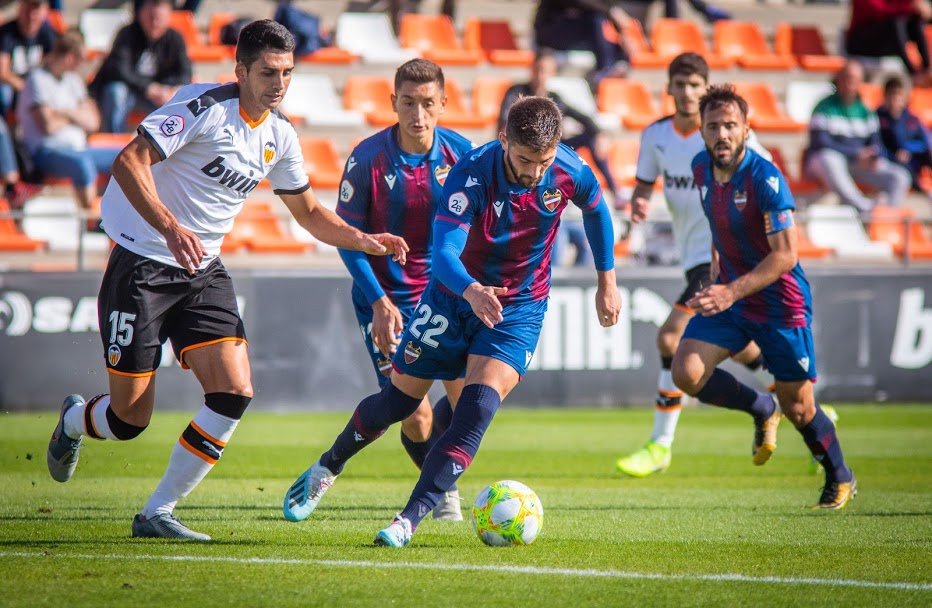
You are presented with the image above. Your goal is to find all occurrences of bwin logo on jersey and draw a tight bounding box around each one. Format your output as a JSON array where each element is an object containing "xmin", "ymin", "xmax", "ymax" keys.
[
  {"xmin": 663, "ymin": 170, "xmax": 694, "ymax": 190},
  {"xmin": 200, "ymin": 156, "xmax": 261, "ymax": 195}
]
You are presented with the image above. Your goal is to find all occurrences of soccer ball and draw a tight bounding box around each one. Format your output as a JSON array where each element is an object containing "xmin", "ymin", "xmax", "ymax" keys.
[{"xmin": 471, "ymin": 480, "xmax": 543, "ymax": 546}]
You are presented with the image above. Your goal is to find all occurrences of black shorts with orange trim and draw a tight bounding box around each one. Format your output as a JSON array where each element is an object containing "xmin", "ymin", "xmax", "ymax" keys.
[
  {"xmin": 674, "ymin": 263, "xmax": 713, "ymax": 310},
  {"xmin": 97, "ymin": 245, "xmax": 246, "ymax": 374}
]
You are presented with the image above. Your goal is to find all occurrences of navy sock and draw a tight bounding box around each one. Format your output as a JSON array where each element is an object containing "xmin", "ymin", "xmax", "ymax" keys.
[
  {"xmin": 320, "ymin": 383, "xmax": 422, "ymax": 475},
  {"xmin": 399, "ymin": 385, "xmax": 500, "ymax": 529},
  {"xmin": 399, "ymin": 396, "xmax": 455, "ymax": 471},
  {"xmin": 695, "ymin": 368, "xmax": 775, "ymax": 421},
  {"xmin": 798, "ymin": 404, "xmax": 852, "ymax": 483}
]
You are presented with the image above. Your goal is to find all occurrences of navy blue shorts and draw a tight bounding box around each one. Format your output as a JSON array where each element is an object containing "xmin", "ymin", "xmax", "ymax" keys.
[
  {"xmin": 682, "ymin": 309, "xmax": 817, "ymax": 382},
  {"xmin": 351, "ymin": 287, "xmax": 417, "ymax": 388},
  {"xmin": 392, "ymin": 284, "xmax": 548, "ymax": 381}
]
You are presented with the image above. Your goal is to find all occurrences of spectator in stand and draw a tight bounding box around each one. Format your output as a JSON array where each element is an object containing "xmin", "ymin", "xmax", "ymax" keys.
[
  {"xmin": 91, "ymin": 0, "xmax": 191, "ymax": 133},
  {"xmin": 498, "ymin": 48, "xmax": 623, "ymax": 266},
  {"xmin": 0, "ymin": 0, "xmax": 58, "ymax": 116},
  {"xmin": 16, "ymin": 30, "xmax": 120, "ymax": 213},
  {"xmin": 845, "ymin": 0, "xmax": 932, "ymax": 86},
  {"xmin": 0, "ymin": 118, "xmax": 20, "ymax": 200},
  {"xmin": 533, "ymin": 0, "xmax": 632, "ymax": 86},
  {"xmin": 804, "ymin": 60, "xmax": 912, "ymax": 213},
  {"xmin": 878, "ymin": 75, "xmax": 932, "ymax": 196}
]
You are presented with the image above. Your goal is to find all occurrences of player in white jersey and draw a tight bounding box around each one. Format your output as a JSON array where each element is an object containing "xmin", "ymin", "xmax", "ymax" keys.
[
  {"xmin": 45, "ymin": 20, "xmax": 408, "ymax": 541},
  {"xmin": 616, "ymin": 53, "xmax": 774, "ymax": 478}
]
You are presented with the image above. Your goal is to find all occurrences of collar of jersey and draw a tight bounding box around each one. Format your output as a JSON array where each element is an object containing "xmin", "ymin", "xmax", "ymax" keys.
[
  {"xmin": 239, "ymin": 106, "xmax": 269, "ymax": 129},
  {"xmin": 385, "ymin": 124, "xmax": 444, "ymax": 168}
]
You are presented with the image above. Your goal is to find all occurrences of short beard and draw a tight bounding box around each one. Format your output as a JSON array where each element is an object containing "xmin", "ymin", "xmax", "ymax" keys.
[
  {"xmin": 708, "ymin": 140, "xmax": 746, "ymax": 172},
  {"xmin": 505, "ymin": 150, "xmax": 536, "ymax": 188}
]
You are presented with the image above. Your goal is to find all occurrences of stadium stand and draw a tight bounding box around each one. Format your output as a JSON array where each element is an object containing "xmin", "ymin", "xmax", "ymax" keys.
[
  {"xmin": 399, "ymin": 14, "xmax": 484, "ymax": 66},
  {"xmin": 472, "ymin": 76, "xmax": 514, "ymax": 127},
  {"xmin": 463, "ymin": 19, "xmax": 534, "ymax": 67},
  {"xmin": 713, "ymin": 21, "xmax": 796, "ymax": 70},
  {"xmin": 597, "ymin": 78, "xmax": 660, "ymax": 131},
  {"xmin": 224, "ymin": 200, "xmax": 311, "ymax": 254},
  {"xmin": 869, "ymin": 205, "xmax": 932, "ymax": 259},
  {"xmin": 169, "ymin": 10, "xmax": 230, "ymax": 62},
  {"xmin": 733, "ymin": 81, "xmax": 805, "ymax": 132},
  {"xmin": 78, "ymin": 8, "xmax": 129, "ymax": 57},
  {"xmin": 280, "ymin": 74, "xmax": 365, "ymax": 128},
  {"xmin": 343, "ymin": 75, "xmax": 398, "ymax": 127},
  {"xmin": 806, "ymin": 203, "xmax": 895, "ymax": 260},
  {"xmin": 0, "ymin": 199, "xmax": 45, "ymax": 252},
  {"xmin": 650, "ymin": 19, "xmax": 732, "ymax": 69},
  {"xmin": 335, "ymin": 13, "xmax": 418, "ymax": 65},
  {"xmin": 774, "ymin": 23, "xmax": 846, "ymax": 73},
  {"xmin": 300, "ymin": 138, "xmax": 343, "ymax": 190}
]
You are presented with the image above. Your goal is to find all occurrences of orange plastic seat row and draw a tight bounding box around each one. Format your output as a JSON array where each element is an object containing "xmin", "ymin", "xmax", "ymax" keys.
[
  {"xmin": 869, "ymin": 205, "xmax": 932, "ymax": 259},
  {"xmin": 651, "ymin": 19, "xmax": 732, "ymax": 69},
  {"xmin": 170, "ymin": 11, "xmax": 231, "ymax": 62},
  {"xmin": 400, "ymin": 14, "xmax": 483, "ymax": 65},
  {"xmin": 713, "ymin": 21, "xmax": 796, "ymax": 70},
  {"xmin": 301, "ymin": 138, "xmax": 342, "ymax": 189},
  {"xmin": 206, "ymin": 12, "xmax": 356, "ymax": 64},
  {"xmin": 344, "ymin": 76, "xmax": 490, "ymax": 128},
  {"xmin": 774, "ymin": 23, "xmax": 845, "ymax": 72},
  {"xmin": 223, "ymin": 200, "xmax": 311, "ymax": 254},
  {"xmin": 463, "ymin": 19, "xmax": 533, "ymax": 66},
  {"xmin": 0, "ymin": 198, "xmax": 46, "ymax": 252}
]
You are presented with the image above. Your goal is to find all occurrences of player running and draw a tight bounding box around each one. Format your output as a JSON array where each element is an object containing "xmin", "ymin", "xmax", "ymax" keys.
[
  {"xmin": 282, "ymin": 96, "xmax": 621, "ymax": 546},
  {"xmin": 335, "ymin": 58, "xmax": 473, "ymax": 521},
  {"xmin": 672, "ymin": 84, "xmax": 856, "ymax": 509},
  {"xmin": 616, "ymin": 53, "xmax": 775, "ymax": 478},
  {"xmin": 44, "ymin": 20, "xmax": 408, "ymax": 541}
]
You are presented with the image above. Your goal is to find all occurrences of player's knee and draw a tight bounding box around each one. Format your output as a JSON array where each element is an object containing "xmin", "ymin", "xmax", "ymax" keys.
[
  {"xmin": 205, "ymin": 392, "xmax": 253, "ymax": 420},
  {"xmin": 108, "ymin": 407, "xmax": 148, "ymax": 440},
  {"xmin": 402, "ymin": 401, "xmax": 433, "ymax": 441},
  {"xmin": 671, "ymin": 355, "xmax": 702, "ymax": 396}
]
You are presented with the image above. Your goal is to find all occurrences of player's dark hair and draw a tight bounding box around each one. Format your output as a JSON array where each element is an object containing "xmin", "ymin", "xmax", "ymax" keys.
[
  {"xmin": 395, "ymin": 59, "xmax": 444, "ymax": 91},
  {"xmin": 50, "ymin": 28, "xmax": 84, "ymax": 58},
  {"xmin": 699, "ymin": 83, "xmax": 748, "ymax": 121},
  {"xmin": 883, "ymin": 75, "xmax": 907, "ymax": 95},
  {"xmin": 235, "ymin": 19, "xmax": 296, "ymax": 68},
  {"xmin": 668, "ymin": 52, "xmax": 709, "ymax": 83},
  {"xmin": 394, "ymin": 58, "xmax": 445, "ymax": 92},
  {"xmin": 505, "ymin": 96, "xmax": 562, "ymax": 151}
]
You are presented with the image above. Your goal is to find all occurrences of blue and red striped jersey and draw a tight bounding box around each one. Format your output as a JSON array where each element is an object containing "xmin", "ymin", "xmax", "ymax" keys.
[
  {"xmin": 435, "ymin": 141, "xmax": 605, "ymax": 305},
  {"xmin": 691, "ymin": 147, "xmax": 812, "ymax": 327},
  {"xmin": 336, "ymin": 125, "xmax": 473, "ymax": 308}
]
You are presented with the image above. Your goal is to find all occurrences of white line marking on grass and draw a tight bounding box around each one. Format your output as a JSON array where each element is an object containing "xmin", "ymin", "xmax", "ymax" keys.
[{"xmin": 1, "ymin": 551, "xmax": 930, "ymax": 592}]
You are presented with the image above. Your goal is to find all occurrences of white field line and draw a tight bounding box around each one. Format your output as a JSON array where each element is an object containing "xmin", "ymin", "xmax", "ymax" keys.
[{"xmin": 1, "ymin": 551, "xmax": 930, "ymax": 592}]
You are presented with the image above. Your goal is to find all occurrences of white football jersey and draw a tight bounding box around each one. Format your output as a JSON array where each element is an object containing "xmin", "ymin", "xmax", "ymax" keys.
[
  {"xmin": 101, "ymin": 83, "xmax": 309, "ymax": 268},
  {"xmin": 635, "ymin": 116, "xmax": 770, "ymax": 270}
]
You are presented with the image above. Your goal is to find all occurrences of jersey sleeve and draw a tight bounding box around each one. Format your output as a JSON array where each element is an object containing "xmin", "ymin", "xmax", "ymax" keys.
[
  {"xmin": 435, "ymin": 160, "xmax": 485, "ymax": 232},
  {"xmin": 571, "ymin": 159, "xmax": 604, "ymax": 212},
  {"xmin": 634, "ymin": 124, "xmax": 660, "ymax": 184},
  {"xmin": 136, "ymin": 97, "xmax": 217, "ymax": 161},
  {"xmin": 335, "ymin": 147, "xmax": 374, "ymax": 230},
  {"xmin": 755, "ymin": 161, "xmax": 796, "ymax": 235},
  {"xmin": 267, "ymin": 122, "xmax": 310, "ymax": 195}
]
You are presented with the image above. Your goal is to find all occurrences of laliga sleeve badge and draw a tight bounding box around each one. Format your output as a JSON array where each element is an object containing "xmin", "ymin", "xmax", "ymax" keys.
[
  {"xmin": 339, "ymin": 179, "xmax": 355, "ymax": 203},
  {"xmin": 403, "ymin": 341, "xmax": 422, "ymax": 364},
  {"xmin": 107, "ymin": 344, "xmax": 122, "ymax": 367},
  {"xmin": 448, "ymin": 191, "xmax": 468, "ymax": 216},
  {"xmin": 159, "ymin": 115, "xmax": 184, "ymax": 137}
]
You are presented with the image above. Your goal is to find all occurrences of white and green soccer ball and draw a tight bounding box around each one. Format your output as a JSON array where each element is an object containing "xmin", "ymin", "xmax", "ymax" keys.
[{"xmin": 471, "ymin": 480, "xmax": 543, "ymax": 546}]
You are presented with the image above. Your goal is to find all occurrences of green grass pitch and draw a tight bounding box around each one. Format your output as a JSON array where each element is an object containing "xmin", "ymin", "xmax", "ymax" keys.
[{"xmin": 1, "ymin": 405, "xmax": 930, "ymax": 607}]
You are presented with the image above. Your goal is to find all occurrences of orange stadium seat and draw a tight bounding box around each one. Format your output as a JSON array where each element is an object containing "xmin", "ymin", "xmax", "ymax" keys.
[
  {"xmin": 650, "ymin": 19, "xmax": 732, "ymax": 69},
  {"xmin": 601, "ymin": 19, "xmax": 665, "ymax": 69},
  {"xmin": 774, "ymin": 23, "xmax": 845, "ymax": 73},
  {"xmin": 766, "ymin": 147, "xmax": 821, "ymax": 196},
  {"xmin": 733, "ymin": 82, "xmax": 806, "ymax": 132},
  {"xmin": 343, "ymin": 76, "xmax": 396, "ymax": 127},
  {"xmin": 399, "ymin": 14, "xmax": 483, "ymax": 65},
  {"xmin": 796, "ymin": 223, "xmax": 834, "ymax": 258},
  {"xmin": 88, "ymin": 133, "xmax": 134, "ymax": 149},
  {"xmin": 597, "ymin": 78, "xmax": 659, "ymax": 130},
  {"xmin": 170, "ymin": 10, "xmax": 231, "ymax": 62},
  {"xmin": 575, "ymin": 147, "xmax": 607, "ymax": 190},
  {"xmin": 713, "ymin": 21, "xmax": 796, "ymax": 70},
  {"xmin": 208, "ymin": 12, "xmax": 235, "ymax": 46},
  {"xmin": 440, "ymin": 79, "xmax": 491, "ymax": 128},
  {"xmin": 869, "ymin": 205, "xmax": 932, "ymax": 259},
  {"xmin": 0, "ymin": 198, "xmax": 45, "ymax": 252},
  {"xmin": 608, "ymin": 139, "xmax": 640, "ymax": 188},
  {"xmin": 909, "ymin": 87, "xmax": 932, "ymax": 127},
  {"xmin": 472, "ymin": 76, "xmax": 513, "ymax": 128},
  {"xmin": 224, "ymin": 201, "xmax": 311, "ymax": 254},
  {"xmin": 300, "ymin": 138, "xmax": 343, "ymax": 190},
  {"xmin": 463, "ymin": 19, "xmax": 533, "ymax": 66},
  {"xmin": 859, "ymin": 83, "xmax": 883, "ymax": 110},
  {"xmin": 47, "ymin": 10, "xmax": 67, "ymax": 34}
]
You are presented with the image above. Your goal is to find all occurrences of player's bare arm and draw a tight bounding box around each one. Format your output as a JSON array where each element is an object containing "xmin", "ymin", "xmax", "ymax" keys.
[
  {"xmin": 370, "ymin": 295, "xmax": 404, "ymax": 357},
  {"xmin": 112, "ymin": 135, "xmax": 206, "ymax": 275},
  {"xmin": 688, "ymin": 218, "xmax": 798, "ymax": 316},
  {"xmin": 462, "ymin": 283, "xmax": 508, "ymax": 329},
  {"xmin": 629, "ymin": 179, "xmax": 654, "ymax": 223},
  {"xmin": 280, "ymin": 190, "xmax": 408, "ymax": 264},
  {"xmin": 595, "ymin": 269, "xmax": 621, "ymax": 327}
]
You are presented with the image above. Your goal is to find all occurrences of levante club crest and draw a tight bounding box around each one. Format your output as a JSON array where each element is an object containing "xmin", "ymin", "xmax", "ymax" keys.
[
  {"xmin": 541, "ymin": 188, "xmax": 562, "ymax": 212},
  {"xmin": 434, "ymin": 164, "xmax": 451, "ymax": 186},
  {"xmin": 734, "ymin": 190, "xmax": 748, "ymax": 211},
  {"xmin": 404, "ymin": 341, "xmax": 422, "ymax": 364}
]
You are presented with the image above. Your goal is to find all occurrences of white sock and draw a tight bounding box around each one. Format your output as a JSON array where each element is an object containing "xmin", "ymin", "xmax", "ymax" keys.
[
  {"xmin": 142, "ymin": 405, "xmax": 239, "ymax": 518},
  {"xmin": 63, "ymin": 394, "xmax": 118, "ymax": 440},
  {"xmin": 651, "ymin": 370, "xmax": 682, "ymax": 448}
]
